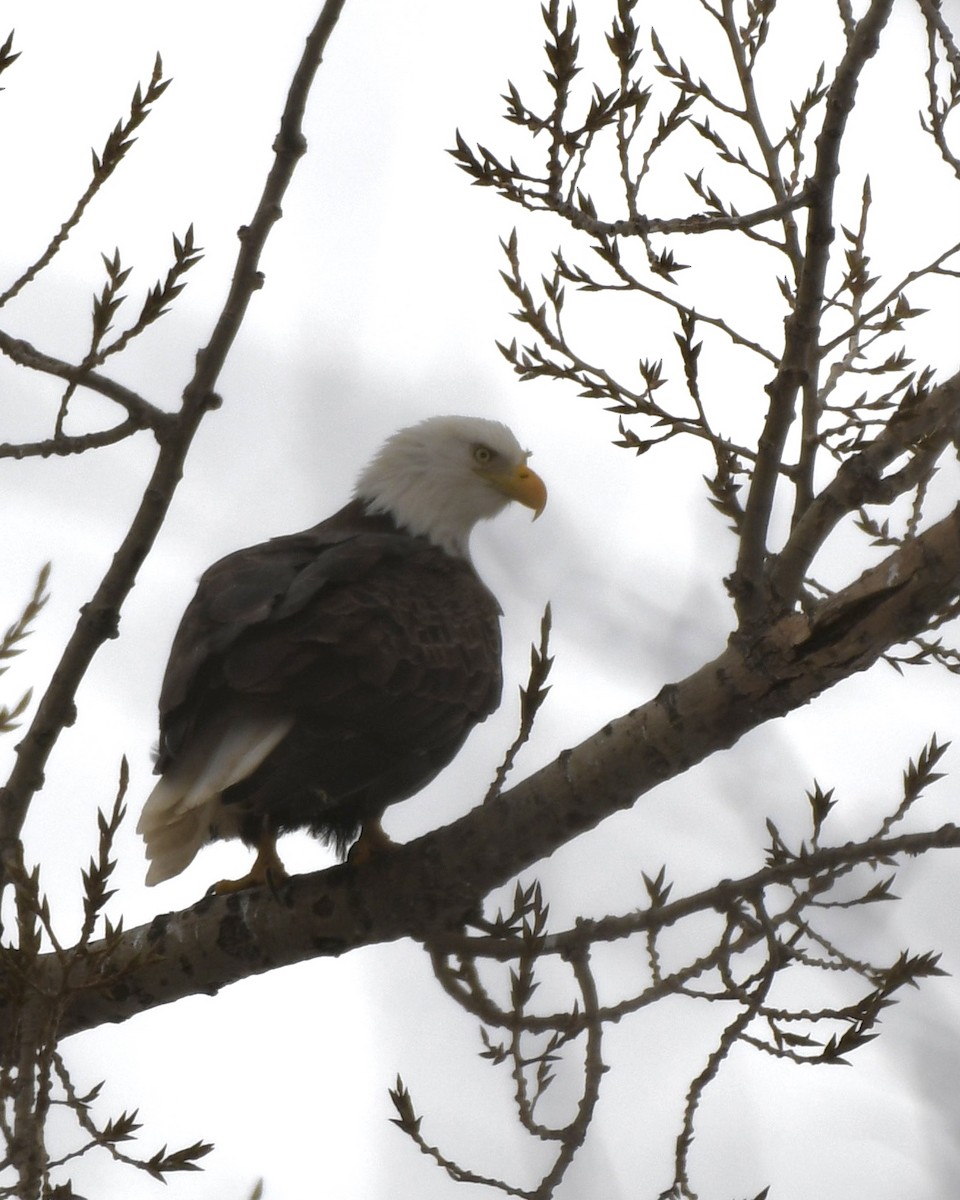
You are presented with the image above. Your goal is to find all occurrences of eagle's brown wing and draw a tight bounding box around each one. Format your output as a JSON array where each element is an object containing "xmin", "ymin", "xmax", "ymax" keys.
[{"xmin": 146, "ymin": 500, "xmax": 503, "ymax": 871}]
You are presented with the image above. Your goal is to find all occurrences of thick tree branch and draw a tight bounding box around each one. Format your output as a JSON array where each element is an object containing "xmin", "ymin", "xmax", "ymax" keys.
[
  {"xmin": 0, "ymin": 0, "xmax": 348, "ymax": 888},
  {"xmin": 49, "ymin": 501, "xmax": 960, "ymax": 1038}
]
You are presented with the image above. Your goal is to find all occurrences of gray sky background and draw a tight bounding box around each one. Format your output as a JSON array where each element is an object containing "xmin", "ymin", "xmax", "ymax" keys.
[{"xmin": 2, "ymin": 2, "xmax": 960, "ymax": 1197}]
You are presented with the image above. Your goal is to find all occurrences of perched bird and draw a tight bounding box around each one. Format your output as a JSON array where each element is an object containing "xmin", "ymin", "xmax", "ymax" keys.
[{"xmin": 137, "ymin": 415, "xmax": 546, "ymax": 891}]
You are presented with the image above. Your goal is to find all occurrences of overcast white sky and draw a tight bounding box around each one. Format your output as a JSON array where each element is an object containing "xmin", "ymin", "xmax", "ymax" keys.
[{"xmin": 2, "ymin": 2, "xmax": 960, "ymax": 1198}]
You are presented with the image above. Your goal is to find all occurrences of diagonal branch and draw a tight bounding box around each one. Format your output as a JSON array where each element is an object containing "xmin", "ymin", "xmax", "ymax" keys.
[
  {"xmin": 0, "ymin": 0, "xmax": 349, "ymax": 890},
  {"xmin": 44, "ymin": 500, "xmax": 960, "ymax": 1039}
]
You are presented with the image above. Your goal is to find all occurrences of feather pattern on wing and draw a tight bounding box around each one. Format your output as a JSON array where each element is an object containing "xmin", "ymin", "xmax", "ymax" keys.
[{"xmin": 138, "ymin": 501, "xmax": 502, "ymax": 882}]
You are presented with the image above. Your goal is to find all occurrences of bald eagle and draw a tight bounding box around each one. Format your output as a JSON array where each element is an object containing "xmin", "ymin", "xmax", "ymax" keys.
[{"xmin": 137, "ymin": 415, "xmax": 546, "ymax": 891}]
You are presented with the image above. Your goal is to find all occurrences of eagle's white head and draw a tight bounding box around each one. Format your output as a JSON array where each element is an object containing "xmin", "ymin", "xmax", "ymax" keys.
[{"xmin": 355, "ymin": 415, "xmax": 547, "ymax": 556}]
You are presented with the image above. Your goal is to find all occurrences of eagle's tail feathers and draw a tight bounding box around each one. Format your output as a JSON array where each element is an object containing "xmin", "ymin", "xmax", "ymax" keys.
[{"xmin": 138, "ymin": 716, "xmax": 293, "ymax": 885}]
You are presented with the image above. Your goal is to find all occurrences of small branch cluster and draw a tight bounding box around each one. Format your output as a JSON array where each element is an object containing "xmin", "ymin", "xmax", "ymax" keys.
[
  {"xmin": 53, "ymin": 227, "xmax": 203, "ymax": 438},
  {"xmin": 453, "ymin": 0, "xmax": 819, "ymax": 488},
  {"xmin": 389, "ymin": 736, "xmax": 952, "ymax": 1199},
  {"xmin": 388, "ymin": 883, "xmax": 603, "ymax": 1200},
  {"xmin": 916, "ymin": 0, "xmax": 960, "ymax": 180},
  {"xmin": 0, "ymin": 45, "xmax": 201, "ymax": 459},
  {"xmin": 0, "ymin": 768, "xmax": 212, "ymax": 1198}
]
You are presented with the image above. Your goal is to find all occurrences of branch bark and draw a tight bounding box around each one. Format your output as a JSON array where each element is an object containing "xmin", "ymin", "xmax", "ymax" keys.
[{"xmin": 49, "ymin": 499, "xmax": 960, "ymax": 1039}]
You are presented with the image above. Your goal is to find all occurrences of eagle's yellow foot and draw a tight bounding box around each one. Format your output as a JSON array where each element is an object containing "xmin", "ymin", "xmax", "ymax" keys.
[
  {"xmin": 208, "ymin": 828, "xmax": 288, "ymax": 894},
  {"xmin": 348, "ymin": 817, "xmax": 394, "ymax": 866}
]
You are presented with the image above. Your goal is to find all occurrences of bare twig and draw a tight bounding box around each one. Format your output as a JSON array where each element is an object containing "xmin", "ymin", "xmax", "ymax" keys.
[
  {"xmin": 484, "ymin": 605, "xmax": 553, "ymax": 804},
  {"xmin": 0, "ymin": 420, "xmax": 142, "ymax": 461},
  {"xmin": 0, "ymin": 56, "xmax": 171, "ymax": 311},
  {"xmin": 0, "ymin": 329, "xmax": 166, "ymax": 431}
]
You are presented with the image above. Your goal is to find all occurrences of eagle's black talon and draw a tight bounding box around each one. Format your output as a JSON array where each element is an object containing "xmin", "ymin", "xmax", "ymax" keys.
[{"xmin": 348, "ymin": 816, "xmax": 395, "ymax": 866}]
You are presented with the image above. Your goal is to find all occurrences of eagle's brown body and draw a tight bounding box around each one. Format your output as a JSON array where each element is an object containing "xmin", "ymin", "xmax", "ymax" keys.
[
  {"xmin": 157, "ymin": 499, "xmax": 502, "ymax": 850},
  {"xmin": 138, "ymin": 415, "xmax": 545, "ymax": 888}
]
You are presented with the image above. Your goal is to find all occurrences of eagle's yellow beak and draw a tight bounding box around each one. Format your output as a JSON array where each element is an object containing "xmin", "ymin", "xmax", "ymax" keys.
[{"xmin": 483, "ymin": 461, "xmax": 548, "ymax": 519}]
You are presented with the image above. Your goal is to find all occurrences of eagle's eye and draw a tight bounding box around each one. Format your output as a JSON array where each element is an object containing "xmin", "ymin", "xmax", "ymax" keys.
[{"xmin": 473, "ymin": 444, "xmax": 495, "ymax": 466}]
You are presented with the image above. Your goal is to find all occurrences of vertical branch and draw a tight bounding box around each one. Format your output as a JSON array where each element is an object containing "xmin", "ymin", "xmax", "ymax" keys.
[
  {"xmin": 917, "ymin": 0, "xmax": 960, "ymax": 179},
  {"xmin": 665, "ymin": 913, "xmax": 779, "ymax": 1200},
  {"xmin": 718, "ymin": 0, "xmax": 804, "ymax": 271},
  {"xmin": 529, "ymin": 948, "xmax": 605, "ymax": 1200},
  {"xmin": 10, "ymin": 1009, "xmax": 46, "ymax": 1200},
  {"xmin": 611, "ymin": 0, "xmax": 644, "ymax": 223},
  {"xmin": 792, "ymin": 175, "xmax": 870, "ymax": 528},
  {"xmin": 732, "ymin": 0, "xmax": 896, "ymax": 626},
  {"xmin": 542, "ymin": 1, "xmax": 579, "ymax": 206}
]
